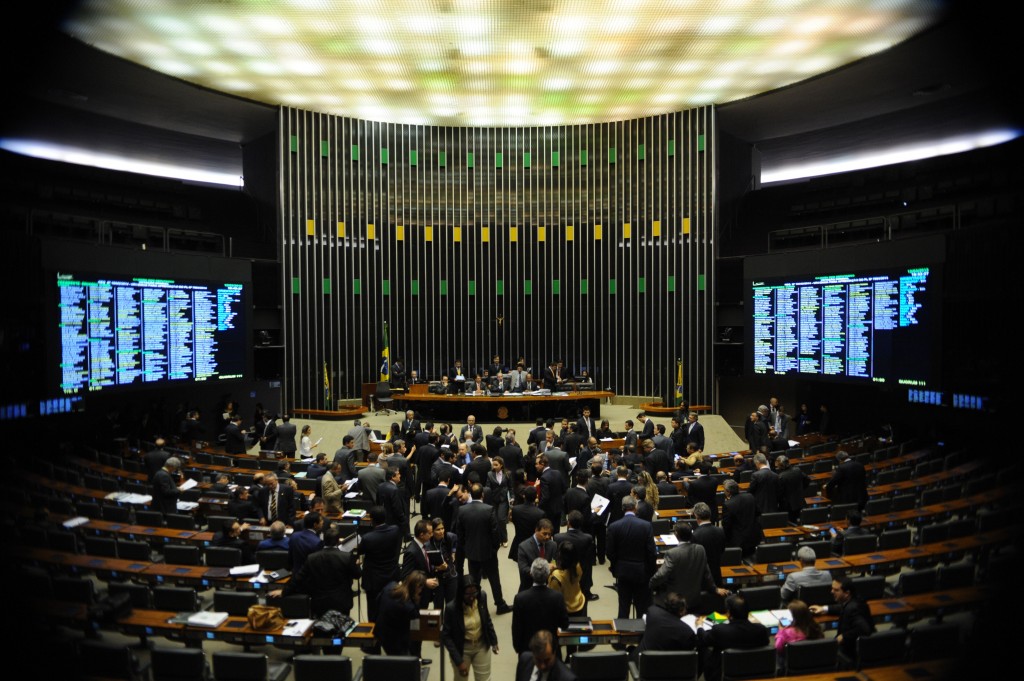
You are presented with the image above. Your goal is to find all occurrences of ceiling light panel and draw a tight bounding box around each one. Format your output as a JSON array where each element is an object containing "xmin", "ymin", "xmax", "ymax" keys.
[{"xmin": 62, "ymin": 0, "xmax": 944, "ymax": 126}]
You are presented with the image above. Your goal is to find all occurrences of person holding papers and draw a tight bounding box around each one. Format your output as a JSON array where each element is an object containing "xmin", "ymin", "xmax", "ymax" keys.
[
  {"xmin": 152, "ymin": 456, "xmax": 183, "ymax": 515},
  {"xmin": 298, "ymin": 424, "xmax": 319, "ymax": 459}
]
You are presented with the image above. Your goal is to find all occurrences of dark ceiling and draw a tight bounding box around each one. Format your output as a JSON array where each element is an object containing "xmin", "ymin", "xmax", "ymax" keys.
[{"xmin": 2, "ymin": 1, "xmax": 1020, "ymax": 183}]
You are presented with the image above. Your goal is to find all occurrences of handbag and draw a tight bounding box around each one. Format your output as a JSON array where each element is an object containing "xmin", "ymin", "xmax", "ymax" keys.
[
  {"xmin": 311, "ymin": 609, "xmax": 356, "ymax": 636},
  {"xmin": 247, "ymin": 604, "xmax": 286, "ymax": 631}
]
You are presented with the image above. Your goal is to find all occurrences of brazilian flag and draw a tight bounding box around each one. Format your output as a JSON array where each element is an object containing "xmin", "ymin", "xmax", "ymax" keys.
[{"xmin": 379, "ymin": 322, "xmax": 390, "ymax": 382}]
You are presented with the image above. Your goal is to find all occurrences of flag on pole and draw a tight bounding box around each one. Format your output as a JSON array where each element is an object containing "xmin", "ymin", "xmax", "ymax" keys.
[
  {"xmin": 674, "ymin": 358, "xmax": 684, "ymax": 404},
  {"xmin": 379, "ymin": 322, "xmax": 390, "ymax": 382},
  {"xmin": 323, "ymin": 361, "xmax": 331, "ymax": 409}
]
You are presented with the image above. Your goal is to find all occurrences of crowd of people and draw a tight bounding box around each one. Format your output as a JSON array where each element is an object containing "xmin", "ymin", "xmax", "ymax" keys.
[{"xmin": 138, "ymin": 393, "xmax": 884, "ymax": 679}]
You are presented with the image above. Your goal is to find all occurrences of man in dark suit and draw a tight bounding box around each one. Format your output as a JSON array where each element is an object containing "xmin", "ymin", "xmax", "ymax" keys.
[
  {"xmin": 450, "ymin": 359, "xmax": 468, "ymax": 392},
  {"xmin": 776, "ymin": 455, "xmax": 809, "ymax": 522},
  {"xmin": 376, "ymin": 466, "xmax": 408, "ymax": 532},
  {"xmin": 543, "ymin": 434, "xmax": 571, "ymax": 486},
  {"xmin": 575, "ymin": 407, "xmax": 595, "ymax": 443},
  {"xmin": 554, "ymin": 510, "xmax": 597, "ymax": 601},
  {"xmin": 143, "ymin": 438, "xmax": 171, "ymax": 481},
  {"xmin": 288, "ymin": 511, "xmax": 323, "ymax": 573},
  {"xmin": 259, "ymin": 413, "xmax": 278, "ymax": 451},
  {"xmin": 722, "ymin": 479, "xmax": 762, "ymax": 556},
  {"xmin": 401, "ymin": 410, "xmax": 421, "ymax": 443},
  {"xmin": 825, "ymin": 450, "xmax": 868, "ymax": 509},
  {"xmin": 745, "ymin": 411, "xmax": 768, "ymax": 452},
  {"xmin": 637, "ymin": 412, "xmax": 655, "ymax": 442},
  {"xmin": 606, "ymin": 495, "xmax": 657, "ymax": 618},
  {"xmin": 255, "ymin": 472, "xmax": 297, "ymax": 526},
  {"xmin": 459, "ymin": 415, "xmax": 484, "ymax": 444},
  {"xmin": 541, "ymin": 362, "xmax": 561, "ymax": 391},
  {"xmin": 512, "ymin": 567, "xmax": 570, "ymax": 656},
  {"xmin": 508, "ymin": 486, "xmax": 546, "ymax": 561},
  {"xmin": 642, "ymin": 439, "xmax": 671, "ymax": 478},
  {"xmin": 536, "ymin": 453, "xmax": 567, "ymax": 528},
  {"xmin": 748, "ymin": 452, "xmax": 780, "ymax": 514},
  {"xmin": 454, "ymin": 483, "xmax": 511, "ymax": 613},
  {"xmin": 563, "ymin": 470, "xmax": 594, "ymax": 535},
  {"xmin": 516, "ymin": 632, "xmax": 576, "ymax": 681},
  {"xmin": 423, "ymin": 468, "xmax": 456, "ymax": 528},
  {"xmin": 810, "ymin": 577, "xmax": 876, "ymax": 663},
  {"xmin": 332, "ymin": 434, "xmax": 359, "ymax": 481},
  {"xmin": 466, "ymin": 443, "xmax": 492, "ymax": 485},
  {"xmin": 638, "ymin": 592, "xmax": 697, "ymax": 655},
  {"xmin": 606, "ymin": 466, "xmax": 634, "ymax": 526},
  {"xmin": 684, "ymin": 412, "xmax": 705, "ymax": 452},
  {"xmin": 527, "ymin": 419, "xmax": 547, "ymax": 450},
  {"xmin": 650, "ymin": 522, "xmax": 728, "ymax": 615},
  {"xmin": 151, "ymin": 456, "xmax": 182, "ymax": 515},
  {"xmin": 699, "ymin": 595, "xmax": 770, "ymax": 681},
  {"xmin": 360, "ymin": 506, "xmax": 403, "ymax": 623},
  {"xmin": 516, "ymin": 517, "xmax": 556, "ymax": 592},
  {"xmin": 692, "ymin": 502, "xmax": 728, "ymax": 595},
  {"xmin": 499, "ymin": 433, "xmax": 525, "ymax": 481},
  {"xmin": 223, "ymin": 416, "xmax": 248, "ymax": 454},
  {"xmin": 400, "ymin": 519, "xmax": 442, "ymax": 658},
  {"xmin": 276, "ymin": 414, "xmax": 297, "ymax": 456},
  {"xmin": 272, "ymin": 524, "xmax": 361, "ymax": 617}
]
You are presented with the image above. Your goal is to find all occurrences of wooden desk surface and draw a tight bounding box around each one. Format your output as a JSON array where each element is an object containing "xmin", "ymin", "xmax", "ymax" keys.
[{"xmin": 397, "ymin": 390, "xmax": 615, "ymax": 403}]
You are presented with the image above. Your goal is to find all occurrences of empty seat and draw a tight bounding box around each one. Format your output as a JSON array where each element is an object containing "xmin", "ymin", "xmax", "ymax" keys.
[
  {"xmin": 134, "ymin": 510, "xmax": 165, "ymax": 527},
  {"xmin": 829, "ymin": 503, "xmax": 858, "ymax": 521},
  {"xmin": 570, "ymin": 650, "xmax": 630, "ymax": 681},
  {"xmin": 633, "ymin": 650, "xmax": 698, "ymax": 681},
  {"xmin": 165, "ymin": 513, "xmax": 198, "ymax": 530},
  {"xmin": 79, "ymin": 640, "xmax": 145, "ymax": 680},
  {"xmin": 892, "ymin": 467, "xmax": 912, "ymax": 482},
  {"xmin": 117, "ymin": 539, "xmax": 154, "ymax": 561},
  {"xmin": 907, "ymin": 622, "xmax": 960, "ymax": 662},
  {"xmin": 101, "ymin": 504, "xmax": 131, "ymax": 522},
  {"xmin": 212, "ymin": 652, "xmax": 290, "ymax": 681},
  {"xmin": 891, "ymin": 494, "xmax": 917, "ymax": 512},
  {"xmin": 658, "ymin": 495, "xmax": 688, "ymax": 510},
  {"xmin": 919, "ymin": 488, "xmax": 944, "ymax": 507},
  {"xmin": 153, "ymin": 585, "xmax": 200, "ymax": 611},
  {"xmin": 784, "ymin": 638, "xmax": 838, "ymax": 675},
  {"xmin": 945, "ymin": 518, "xmax": 975, "ymax": 539},
  {"xmin": 721, "ymin": 645, "xmax": 777, "ymax": 681},
  {"xmin": 721, "ymin": 547, "xmax": 743, "ymax": 567},
  {"xmin": 213, "ymin": 590, "xmax": 259, "ymax": 616},
  {"xmin": 863, "ymin": 497, "xmax": 891, "ymax": 516},
  {"xmin": 840, "ymin": 534, "xmax": 876, "ymax": 556},
  {"xmin": 936, "ymin": 562, "xmax": 975, "ymax": 589},
  {"xmin": 851, "ymin": 576, "xmax": 887, "ymax": 601},
  {"xmin": 759, "ymin": 512, "xmax": 789, "ymax": 529},
  {"xmin": 84, "ymin": 535, "xmax": 119, "ymax": 558},
  {"xmin": 897, "ymin": 568, "xmax": 937, "ymax": 596},
  {"xmin": 293, "ymin": 655, "xmax": 352, "ymax": 681},
  {"xmin": 796, "ymin": 582, "xmax": 833, "ymax": 607},
  {"xmin": 738, "ymin": 585, "xmax": 781, "ymax": 612},
  {"xmin": 278, "ymin": 594, "xmax": 312, "ymax": 619},
  {"xmin": 856, "ymin": 629, "xmax": 907, "ymax": 669},
  {"xmin": 204, "ymin": 546, "xmax": 243, "ymax": 568},
  {"xmin": 796, "ymin": 540, "xmax": 831, "ymax": 559},
  {"xmin": 164, "ymin": 544, "xmax": 202, "ymax": 566},
  {"xmin": 878, "ymin": 528, "xmax": 911, "ymax": 550},
  {"xmin": 798, "ymin": 507, "xmax": 829, "ymax": 524},
  {"xmin": 151, "ymin": 647, "xmax": 209, "ymax": 681},
  {"xmin": 206, "ymin": 515, "xmax": 238, "ymax": 533},
  {"xmin": 918, "ymin": 523, "xmax": 949, "ymax": 545},
  {"xmin": 48, "ymin": 530, "xmax": 79, "ymax": 553},
  {"xmin": 108, "ymin": 581, "xmax": 152, "ymax": 608},
  {"xmin": 53, "ymin": 575, "xmax": 95, "ymax": 604},
  {"xmin": 256, "ymin": 550, "xmax": 290, "ymax": 571},
  {"xmin": 754, "ymin": 542, "xmax": 793, "ymax": 564},
  {"xmin": 360, "ymin": 655, "xmax": 421, "ymax": 681},
  {"xmin": 874, "ymin": 470, "xmax": 896, "ymax": 486}
]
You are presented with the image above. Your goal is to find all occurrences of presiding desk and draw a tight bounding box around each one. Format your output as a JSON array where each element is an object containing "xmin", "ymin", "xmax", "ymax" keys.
[{"xmin": 396, "ymin": 390, "xmax": 614, "ymax": 421}]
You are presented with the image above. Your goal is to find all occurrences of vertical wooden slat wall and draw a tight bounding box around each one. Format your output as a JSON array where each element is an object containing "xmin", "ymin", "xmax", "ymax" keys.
[{"xmin": 280, "ymin": 106, "xmax": 716, "ymax": 411}]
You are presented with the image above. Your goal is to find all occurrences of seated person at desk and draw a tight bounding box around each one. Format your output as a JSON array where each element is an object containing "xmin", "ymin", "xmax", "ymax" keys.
[
  {"xmin": 637, "ymin": 592, "xmax": 697, "ymax": 656},
  {"xmin": 774, "ymin": 599, "xmax": 823, "ymax": 672},
  {"xmin": 213, "ymin": 520, "xmax": 255, "ymax": 564},
  {"xmin": 831, "ymin": 510, "xmax": 870, "ymax": 556},
  {"xmin": 270, "ymin": 524, "xmax": 361, "ymax": 618},
  {"xmin": 256, "ymin": 520, "xmax": 291, "ymax": 553},
  {"xmin": 227, "ymin": 485, "xmax": 259, "ymax": 521},
  {"xmin": 697, "ymin": 595, "xmax": 769, "ymax": 681},
  {"xmin": 210, "ymin": 473, "xmax": 232, "ymax": 493},
  {"xmin": 780, "ymin": 546, "xmax": 833, "ymax": 605},
  {"xmin": 489, "ymin": 372, "xmax": 509, "ymax": 394},
  {"xmin": 431, "ymin": 375, "xmax": 454, "ymax": 394},
  {"xmin": 593, "ymin": 419, "xmax": 615, "ymax": 440},
  {"xmin": 809, "ymin": 578, "xmax": 875, "ymax": 664},
  {"xmin": 468, "ymin": 374, "xmax": 489, "ymax": 395}
]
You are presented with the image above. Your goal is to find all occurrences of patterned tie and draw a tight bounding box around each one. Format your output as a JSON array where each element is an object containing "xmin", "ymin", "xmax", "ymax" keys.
[{"xmin": 270, "ymin": 491, "xmax": 278, "ymax": 521}]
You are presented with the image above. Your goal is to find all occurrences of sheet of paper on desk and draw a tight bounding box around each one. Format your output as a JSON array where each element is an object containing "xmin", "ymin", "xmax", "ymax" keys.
[
  {"xmin": 751, "ymin": 610, "xmax": 780, "ymax": 628},
  {"xmin": 63, "ymin": 516, "xmax": 90, "ymax": 529},
  {"xmin": 177, "ymin": 501, "xmax": 199, "ymax": 511},
  {"xmin": 282, "ymin": 619, "xmax": 314, "ymax": 637},
  {"xmin": 681, "ymin": 614, "xmax": 713, "ymax": 632},
  {"xmin": 660, "ymin": 534, "xmax": 680, "ymax": 546},
  {"xmin": 230, "ymin": 563, "xmax": 261, "ymax": 576}
]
